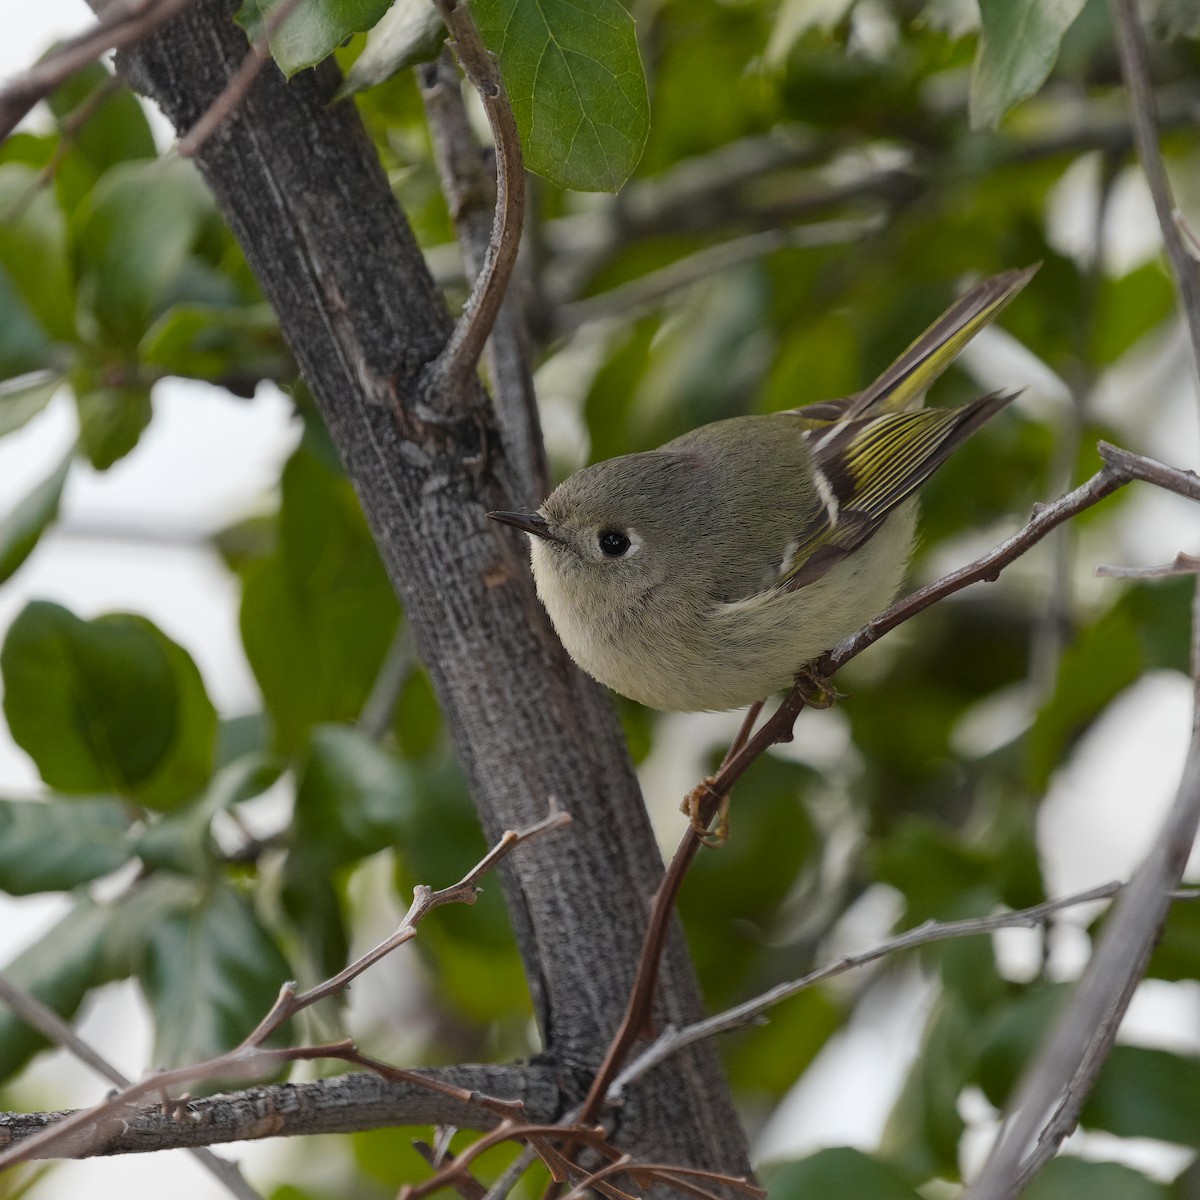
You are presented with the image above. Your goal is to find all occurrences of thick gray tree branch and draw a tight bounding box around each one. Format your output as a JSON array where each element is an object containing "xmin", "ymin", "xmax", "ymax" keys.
[
  {"xmin": 78, "ymin": 0, "xmax": 748, "ymax": 1178},
  {"xmin": 0, "ymin": 1065, "xmax": 560, "ymax": 1159}
]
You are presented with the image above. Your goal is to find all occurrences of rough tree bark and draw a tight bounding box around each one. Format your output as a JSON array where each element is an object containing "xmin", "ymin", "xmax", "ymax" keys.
[{"xmin": 84, "ymin": 0, "xmax": 752, "ymax": 1178}]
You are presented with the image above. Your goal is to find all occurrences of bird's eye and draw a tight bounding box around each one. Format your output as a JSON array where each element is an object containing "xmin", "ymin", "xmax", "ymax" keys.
[{"xmin": 598, "ymin": 529, "xmax": 631, "ymax": 557}]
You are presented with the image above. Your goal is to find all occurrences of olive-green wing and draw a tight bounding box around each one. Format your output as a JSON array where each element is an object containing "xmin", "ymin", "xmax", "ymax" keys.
[{"xmin": 780, "ymin": 390, "xmax": 1017, "ymax": 591}]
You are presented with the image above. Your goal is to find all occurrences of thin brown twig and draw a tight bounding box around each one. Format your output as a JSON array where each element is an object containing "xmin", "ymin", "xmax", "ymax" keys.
[
  {"xmin": 0, "ymin": 809, "xmax": 570, "ymax": 1171},
  {"xmin": 423, "ymin": 0, "xmax": 526, "ymax": 406},
  {"xmin": 0, "ymin": 0, "xmax": 198, "ymax": 142},
  {"xmin": 175, "ymin": 0, "xmax": 305, "ymax": 159},
  {"xmin": 1111, "ymin": 0, "xmax": 1200, "ymax": 385},
  {"xmin": 0, "ymin": 977, "xmax": 262, "ymax": 1200},
  {"xmin": 578, "ymin": 441, "xmax": 1200, "ymax": 1126},
  {"xmin": 413, "ymin": 1141, "xmax": 489, "ymax": 1200},
  {"xmin": 418, "ymin": 47, "xmax": 547, "ymax": 503}
]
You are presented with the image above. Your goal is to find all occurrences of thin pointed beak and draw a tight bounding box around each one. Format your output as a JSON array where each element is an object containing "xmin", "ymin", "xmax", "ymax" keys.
[{"xmin": 487, "ymin": 509, "xmax": 560, "ymax": 542}]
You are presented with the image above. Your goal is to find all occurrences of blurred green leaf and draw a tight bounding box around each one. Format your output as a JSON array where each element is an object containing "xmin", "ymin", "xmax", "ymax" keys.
[
  {"xmin": 881, "ymin": 995, "xmax": 976, "ymax": 1179},
  {"xmin": 0, "ymin": 373, "xmax": 60, "ymax": 438},
  {"xmin": 139, "ymin": 882, "xmax": 292, "ymax": 1071},
  {"xmin": 0, "ymin": 900, "xmax": 113, "ymax": 1082},
  {"xmin": 765, "ymin": 1147, "xmax": 922, "ymax": 1199},
  {"xmin": 1027, "ymin": 599, "xmax": 1142, "ymax": 790},
  {"xmin": 289, "ymin": 726, "xmax": 417, "ymax": 868},
  {"xmin": 970, "ymin": 0, "xmax": 1088, "ymax": 129},
  {"xmin": 73, "ymin": 158, "xmax": 211, "ymax": 350},
  {"xmin": 1082, "ymin": 1045, "xmax": 1200, "ymax": 1147},
  {"xmin": 976, "ymin": 983, "xmax": 1068, "ymax": 1106},
  {"xmin": 282, "ymin": 726, "xmax": 417, "ymax": 979},
  {"xmin": 0, "ymin": 164, "xmax": 76, "ymax": 347},
  {"xmin": 0, "ymin": 449, "xmax": 71, "ymax": 583},
  {"xmin": 681, "ymin": 756, "xmax": 817, "ymax": 1008},
  {"xmin": 140, "ymin": 301, "xmax": 284, "ymax": 383},
  {"xmin": 1091, "ymin": 262, "xmax": 1178, "ymax": 367},
  {"xmin": 1, "ymin": 602, "xmax": 217, "ymax": 811},
  {"xmin": 135, "ymin": 753, "xmax": 282, "ymax": 877},
  {"xmin": 73, "ymin": 381, "xmax": 152, "ymax": 470},
  {"xmin": 1147, "ymin": 896, "xmax": 1200, "ymax": 982},
  {"xmin": 0, "ymin": 796, "xmax": 131, "ymax": 894},
  {"xmin": 237, "ymin": 0, "xmax": 394, "ymax": 76},
  {"xmin": 726, "ymin": 988, "xmax": 840, "ymax": 1100},
  {"xmin": 473, "ymin": 0, "xmax": 649, "ymax": 191},
  {"xmin": 47, "ymin": 64, "xmax": 156, "ymax": 185},
  {"xmin": 238, "ymin": 448, "xmax": 401, "ymax": 754},
  {"xmin": 1024, "ymin": 1157, "xmax": 1168, "ymax": 1200}
]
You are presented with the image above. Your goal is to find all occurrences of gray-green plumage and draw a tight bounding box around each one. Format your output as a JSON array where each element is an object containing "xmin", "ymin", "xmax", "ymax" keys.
[{"xmin": 492, "ymin": 267, "xmax": 1036, "ymax": 712}]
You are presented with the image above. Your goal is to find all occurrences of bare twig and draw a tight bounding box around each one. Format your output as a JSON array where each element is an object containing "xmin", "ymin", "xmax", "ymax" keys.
[
  {"xmin": 608, "ymin": 882, "xmax": 1127, "ymax": 1101},
  {"xmin": 578, "ymin": 442, "xmax": 1200, "ymax": 1125},
  {"xmin": 422, "ymin": 0, "xmax": 526, "ymax": 406},
  {"xmin": 1097, "ymin": 551, "xmax": 1200, "ymax": 578},
  {"xmin": 175, "ymin": 0, "xmax": 304, "ymax": 158},
  {"xmin": 418, "ymin": 47, "xmax": 547, "ymax": 503},
  {"xmin": 968, "ymin": 723, "xmax": 1200, "ymax": 1199},
  {"xmin": 414, "ymin": 1141, "xmax": 489, "ymax": 1200},
  {"xmin": 1111, "ymin": 0, "xmax": 1200, "ymax": 382},
  {"xmin": 0, "ymin": 977, "xmax": 262, "ymax": 1199},
  {"xmin": 0, "ymin": 0, "xmax": 197, "ymax": 142},
  {"xmin": 0, "ymin": 810, "xmax": 570, "ymax": 1170}
]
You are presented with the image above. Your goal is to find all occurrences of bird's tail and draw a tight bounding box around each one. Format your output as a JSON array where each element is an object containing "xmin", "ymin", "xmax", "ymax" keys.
[{"xmin": 845, "ymin": 264, "xmax": 1039, "ymax": 419}]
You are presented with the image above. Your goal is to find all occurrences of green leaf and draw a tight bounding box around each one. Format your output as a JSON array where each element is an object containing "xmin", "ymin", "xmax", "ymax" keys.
[
  {"xmin": 337, "ymin": 0, "xmax": 446, "ymax": 97},
  {"xmin": 139, "ymin": 882, "xmax": 292, "ymax": 1072},
  {"xmin": 1082, "ymin": 1046, "xmax": 1200, "ymax": 1148},
  {"xmin": 1, "ymin": 602, "xmax": 217, "ymax": 811},
  {"xmin": 881, "ymin": 996, "xmax": 976, "ymax": 1179},
  {"xmin": 282, "ymin": 726, "xmax": 417, "ymax": 978},
  {"xmin": 1147, "ymin": 895, "xmax": 1200, "ymax": 982},
  {"xmin": 1027, "ymin": 600, "xmax": 1143, "ymax": 791},
  {"xmin": 289, "ymin": 726, "xmax": 417, "ymax": 868},
  {"xmin": 0, "ymin": 449, "xmax": 71, "ymax": 583},
  {"xmin": 47, "ymin": 64, "xmax": 156, "ymax": 179},
  {"xmin": 765, "ymin": 1147, "xmax": 922, "ymax": 1199},
  {"xmin": 0, "ymin": 373, "xmax": 61, "ymax": 439},
  {"xmin": 74, "ymin": 381, "xmax": 153, "ymax": 470},
  {"xmin": 73, "ymin": 158, "xmax": 211, "ymax": 349},
  {"xmin": 139, "ymin": 301, "xmax": 284, "ymax": 383},
  {"xmin": 473, "ymin": 0, "xmax": 649, "ymax": 191},
  {"xmin": 1023, "ymin": 1158, "xmax": 1167, "ymax": 1200},
  {"xmin": 134, "ymin": 753, "xmax": 282, "ymax": 876},
  {"xmin": 0, "ymin": 900, "xmax": 112, "ymax": 1082},
  {"xmin": 970, "ymin": 0, "xmax": 1088, "ymax": 129},
  {"xmin": 0, "ymin": 796, "xmax": 132, "ymax": 894},
  {"xmin": 0, "ymin": 164, "xmax": 77, "ymax": 346},
  {"xmin": 238, "ymin": 448, "xmax": 401, "ymax": 753},
  {"xmin": 236, "ymin": 0, "xmax": 395, "ymax": 76}
]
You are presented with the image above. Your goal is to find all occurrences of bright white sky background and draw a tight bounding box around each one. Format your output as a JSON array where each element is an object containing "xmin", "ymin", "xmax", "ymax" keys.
[{"xmin": 2, "ymin": 5, "xmax": 1199, "ymax": 1197}]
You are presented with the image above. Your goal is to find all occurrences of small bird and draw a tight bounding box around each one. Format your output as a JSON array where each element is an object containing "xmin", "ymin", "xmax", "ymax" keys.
[{"xmin": 490, "ymin": 267, "xmax": 1036, "ymax": 714}]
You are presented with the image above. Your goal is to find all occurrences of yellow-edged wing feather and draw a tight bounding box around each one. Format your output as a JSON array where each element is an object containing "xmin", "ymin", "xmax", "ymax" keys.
[{"xmin": 777, "ymin": 265, "xmax": 1038, "ymax": 592}]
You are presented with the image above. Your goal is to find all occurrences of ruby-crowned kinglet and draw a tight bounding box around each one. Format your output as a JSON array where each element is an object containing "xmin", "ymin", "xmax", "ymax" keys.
[{"xmin": 490, "ymin": 267, "xmax": 1036, "ymax": 713}]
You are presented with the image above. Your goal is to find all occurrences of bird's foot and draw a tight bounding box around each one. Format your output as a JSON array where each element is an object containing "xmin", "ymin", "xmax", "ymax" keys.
[
  {"xmin": 793, "ymin": 661, "xmax": 843, "ymax": 709},
  {"xmin": 681, "ymin": 776, "xmax": 730, "ymax": 847}
]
